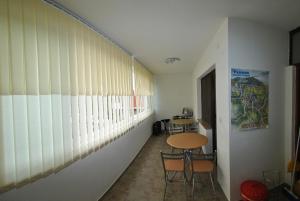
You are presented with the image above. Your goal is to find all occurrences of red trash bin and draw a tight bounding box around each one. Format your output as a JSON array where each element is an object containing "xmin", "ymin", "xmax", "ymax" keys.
[{"xmin": 240, "ymin": 180, "xmax": 268, "ymax": 201}]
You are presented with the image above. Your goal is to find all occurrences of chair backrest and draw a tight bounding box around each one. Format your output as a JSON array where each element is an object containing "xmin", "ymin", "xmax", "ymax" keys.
[
  {"xmin": 169, "ymin": 123, "xmax": 184, "ymax": 134},
  {"xmin": 160, "ymin": 151, "xmax": 185, "ymax": 176},
  {"xmin": 191, "ymin": 151, "xmax": 216, "ymax": 160},
  {"xmin": 190, "ymin": 151, "xmax": 216, "ymax": 173}
]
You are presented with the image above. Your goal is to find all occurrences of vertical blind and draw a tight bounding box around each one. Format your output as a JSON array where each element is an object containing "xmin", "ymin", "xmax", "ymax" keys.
[
  {"xmin": 0, "ymin": 0, "xmax": 153, "ymax": 190},
  {"xmin": 134, "ymin": 59, "xmax": 154, "ymax": 96},
  {"xmin": 133, "ymin": 60, "xmax": 154, "ymax": 120}
]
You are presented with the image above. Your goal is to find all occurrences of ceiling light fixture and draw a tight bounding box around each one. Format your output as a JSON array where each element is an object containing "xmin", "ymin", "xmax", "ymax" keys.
[{"xmin": 165, "ymin": 57, "xmax": 181, "ymax": 64}]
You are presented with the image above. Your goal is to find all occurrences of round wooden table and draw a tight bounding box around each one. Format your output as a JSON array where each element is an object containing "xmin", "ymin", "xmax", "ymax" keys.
[{"xmin": 166, "ymin": 132, "xmax": 208, "ymax": 150}]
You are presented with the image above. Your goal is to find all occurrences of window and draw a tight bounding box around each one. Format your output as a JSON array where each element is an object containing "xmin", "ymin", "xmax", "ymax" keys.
[{"xmin": 0, "ymin": 0, "xmax": 153, "ymax": 191}]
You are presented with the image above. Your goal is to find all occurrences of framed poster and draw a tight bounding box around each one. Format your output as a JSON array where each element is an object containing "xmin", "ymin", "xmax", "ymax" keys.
[{"xmin": 231, "ymin": 68, "xmax": 269, "ymax": 130}]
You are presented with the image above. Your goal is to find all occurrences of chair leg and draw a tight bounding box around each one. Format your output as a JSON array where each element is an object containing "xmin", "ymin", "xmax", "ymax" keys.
[
  {"xmin": 209, "ymin": 173, "xmax": 216, "ymax": 193},
  {"xmin": 184, "ymin": 178, "xmax": 188, "ymax": 201},
  {"xmin": 198, "ymin": 147, "xmax": 203, "ymax": 154},
  {"xmin": 163, "ymin": 182, "xmax": 167, "ymax": 201},
  {"xmin": 192, "ymin": 177, "xmax": 195, "ymax": 200}
]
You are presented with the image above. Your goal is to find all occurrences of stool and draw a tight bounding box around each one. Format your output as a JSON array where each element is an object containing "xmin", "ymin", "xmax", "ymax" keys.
[{"xmin": 241, "ymin": 180, "xmax": 268, "ymax": 201}]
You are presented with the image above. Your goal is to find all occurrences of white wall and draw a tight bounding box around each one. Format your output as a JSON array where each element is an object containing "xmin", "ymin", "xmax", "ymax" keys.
[
  {"xmin": 0, "ymin": 115, "xmax": 153, "ymax": 201},
  {"xmin": 193, "ymin": 19, "xmax": 231, "ymax": 199},
  {"xmin": 154, "ymin": 73, "xmax": 193, "ymax": 121},
  {"xmin": 228, "ymin": 18, "xmax": 288, "ymax": 201}
]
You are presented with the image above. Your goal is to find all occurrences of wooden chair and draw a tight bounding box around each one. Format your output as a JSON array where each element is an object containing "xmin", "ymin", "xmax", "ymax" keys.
[
  {"xmin": 190, "ymin": 151, "xmax": 216, "ymax": 199},
  {"xmin": 160, "ymin": 151, "xmax": 187, "ymax": 201}
]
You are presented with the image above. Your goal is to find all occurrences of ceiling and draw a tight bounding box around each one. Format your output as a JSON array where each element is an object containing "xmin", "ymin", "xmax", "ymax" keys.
[{"xmin": 54, "ymin": 0, "xmax": 300, "ymax": 75}]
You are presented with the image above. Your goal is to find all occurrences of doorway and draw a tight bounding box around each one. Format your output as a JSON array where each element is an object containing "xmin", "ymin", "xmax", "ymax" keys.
[{"xmin": 200, "ymin": 69, "xmax": 217, "ymax": 151}]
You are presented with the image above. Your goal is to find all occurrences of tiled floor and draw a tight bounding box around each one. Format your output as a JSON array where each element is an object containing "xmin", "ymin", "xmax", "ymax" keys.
[{"xmin": 99, "ymin": 134, "xmax": 228, "ymax": 201}]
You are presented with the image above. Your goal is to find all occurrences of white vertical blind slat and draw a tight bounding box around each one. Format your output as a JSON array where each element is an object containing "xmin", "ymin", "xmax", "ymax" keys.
[
  {"xmin": 13, "ymin": 96, "xmax": 30, "ymax": 183},
  {"xmin": 91, "ymin": 33, "xmax": 100, "ymax": 148},
  {"xmin": 98, "ymin": 96, "xmax": 105, "ymax": 145},
  {"xmin": 0, "ymin": 96, "xmax": 16, "ymax": 187},
  {"xmin": 85, "ymin": 31, "xmax": 94, "ymax": 152},
  {"xmin": 48, "ymin": 7, "xmax": 65, "ymax": 167},
  {"xmin": 58, "ymin": 13, "xmax": 74, "ymax": 163},
  {"xmin": 69, "ymin": 20, "xmax": 81, "ymax": 158},
  {"xmin": 9, "ymin": 0, "xmax": 31, "ymax": 183},
  {"xmin": 36, "ymin": 2, "xmax": 55, "ymax": 173},
  {"xmin": 24, "ymin": 0, "xmax": 44, "ymax": 177},
  {"xmin": 76, "ymin": 25, "xmax": 87, "ymax": 155},
  {"xmin": 86, "ymin": 96, "xmax": 94, "ymax": 152}
]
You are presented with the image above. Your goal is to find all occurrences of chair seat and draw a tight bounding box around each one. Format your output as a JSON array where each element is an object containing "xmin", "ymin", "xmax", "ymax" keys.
[
  {"xmin": 164, "ymin": 159, "xmax": 184, "ymax": 171},
  {"xmin": 191, "ymin": 160, "xmax": 214, "ymax": 172}
]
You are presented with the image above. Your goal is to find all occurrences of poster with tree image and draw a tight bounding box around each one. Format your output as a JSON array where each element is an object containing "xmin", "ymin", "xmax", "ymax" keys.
[{"xmin": 231, "ymin": 68, "xmax": 269, "ymax": 130}]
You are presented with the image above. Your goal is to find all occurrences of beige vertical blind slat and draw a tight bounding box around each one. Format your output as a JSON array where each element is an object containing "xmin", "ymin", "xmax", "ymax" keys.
[
  {"xmin": 99, "ymin": 37, "xmax": 106, "ymax": 95},
  {"xmin": 0, "ymin": 0, "xmax": 11, "ymax": 95},
  {"xmin": 69, "ymin": 20, "xmax": 79, "ymax": 96},
  {"xmin": 111, "ymin": 45, "xmax": 116, "ymax": 95},
  {"xmin": 58, "ymin": 13, "xmax": 71, "ymax": 96},
  {"xmin": 134, "ymin": 60, "xmax": 140, "ymax": 95},
  {"xmin": 123, "ymin": 51, "xmax": 127, "ymax": 96},
  {"xmin": 120, "ymin": 50, "xmax": 125, "ymax": 96},
  {"xmin": 116, "ymin": 48, "xmax": 121, "ymax": 95},
  {"xmin": 48, "ymin": 7, "xmax": 61, "ymax": 94},
  {"xmin": 107, "ymin": 40, "xmax": 112, "ymax": 96},
  {"xmin": 76, "ymin": 25, "xmax": 85, "ymax": 95},
  {"xmin": 102, "ymin": 40, "xmax": 108, "ymax": 95},
  {"xmin": 103, "ymin": 40, "xmax": 109, "ymax": 95},
  {"xmin": 112, "ymin": 44, "xmax": 117, "ymax": 95},
  {"xmin": 111, "ymin": 42, "xmax": 116, "ymax": 95},
  {"xmin": 118, "ymin": 47, "xmax": 122, "ymax": 95},
  {"xmin": 96, "ymin": 36, "xmax": 103, "ymax": 95},
  {"xmin": 114, "ymin": 46, "xmax": 119, "ymax": 95},
  {"xmin": 10, "ymin": 0, "xmax": 27, "ymax": 95},
  {"xmin": 122, "ymin": 51, "xmax": 126, "ymax": 96},
  {"xmin": 128, "ymin": 56, "xmax": 133, "ymax": 96},
  {"xmin": 107, "ymin": 41, "xmax": 112, "ymax": 95},
  {"xmin": 36, "ymin": 1, "xmax": 51, "ymax": 95},
  {"xmin": 91, "ymin": 32, "xmax": 98, "ymax": 96},
  {"xmin": 84, "ymin": 28, "xmax": 92, "ymax": 96},
  {"xmin": 23, "ymin": 0, "xmax": 39, "ymax": 95},
  {"xmin": 118, "ymin": 47, "xmax": 123, "ymax": 96}
]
